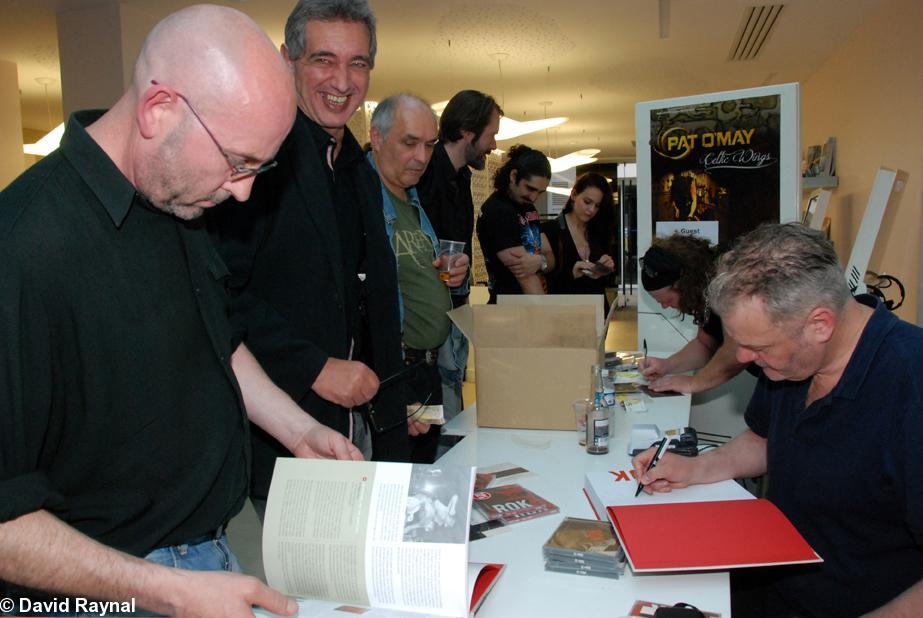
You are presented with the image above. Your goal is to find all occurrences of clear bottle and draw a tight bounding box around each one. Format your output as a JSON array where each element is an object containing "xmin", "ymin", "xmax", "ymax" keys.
[
  {"xmin": 586, "ymin": 366, "xmax": 610, "ymax": 454},
  {"xmin": 601, "ymin": 368, "xmax": 616, "ymax": 408},
  {"xmin": 589, "ymin": 364, "xmax": 601, "ymax": 401}
]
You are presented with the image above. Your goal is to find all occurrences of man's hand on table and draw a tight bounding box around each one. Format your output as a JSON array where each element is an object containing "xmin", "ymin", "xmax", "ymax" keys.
[
  {"xmin": 638, "ymin": 355, "xmax": 670, "ymax": 381},
  {"xmin": 631, "ymin": 447, "xmax": 696, "ymax": 494},
  {"xmin": 648, "ymin": 374, "xmax": 696, "ymax": 394}
]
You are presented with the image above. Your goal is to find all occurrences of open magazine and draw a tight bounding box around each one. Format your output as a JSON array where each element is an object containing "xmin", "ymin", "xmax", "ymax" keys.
[{"xmin": 259, "ymin": 458, "xmax": 503, "ymax": 618}]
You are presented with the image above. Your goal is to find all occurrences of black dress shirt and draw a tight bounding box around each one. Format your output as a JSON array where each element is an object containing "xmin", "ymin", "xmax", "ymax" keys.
[
  {"xmin": 418, "ymin": 143, "xmax": 473, "ymax": 251},
  {"xmin": 0, "ymin": 112, "xmax": 248, "ymax": 559},
  {"xmin": 208, "ymin": 111, "xmax": 409, "ymax": 500},
  {"xmin": 310, "ymin": 120, "xmax": 368, "ymax": 360},
  {"xmin": 417, "ymin": 143, "xmax": 473, "ymax": 305}
]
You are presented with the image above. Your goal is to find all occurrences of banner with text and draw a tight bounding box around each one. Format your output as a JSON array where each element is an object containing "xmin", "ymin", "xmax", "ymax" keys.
[{"xmin": 649, "ymin": 94, "xmax": 782, "ymax": 247}]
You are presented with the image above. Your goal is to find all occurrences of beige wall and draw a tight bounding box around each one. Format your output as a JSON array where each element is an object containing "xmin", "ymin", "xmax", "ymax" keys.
[{"xmin": 801, "ymin": 0, "xmax": 923, "ymax": 323}]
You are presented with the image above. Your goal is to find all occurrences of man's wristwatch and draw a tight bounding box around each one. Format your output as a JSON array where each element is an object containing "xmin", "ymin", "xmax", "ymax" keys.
[{"xmin": 539, "ymin": 254, "xmax": 548, "ymax": 273}]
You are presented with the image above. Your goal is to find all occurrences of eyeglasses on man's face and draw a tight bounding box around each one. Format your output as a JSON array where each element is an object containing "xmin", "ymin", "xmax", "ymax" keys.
[{"xmin": 151, "ymin": 80, "xmax": 277, "ymax": 180}]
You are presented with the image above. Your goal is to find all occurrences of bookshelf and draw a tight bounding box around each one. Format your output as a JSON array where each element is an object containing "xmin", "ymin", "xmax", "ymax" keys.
[{"xmin": 802, "ymin": 175, "xmax": 839, "ymax": 190}]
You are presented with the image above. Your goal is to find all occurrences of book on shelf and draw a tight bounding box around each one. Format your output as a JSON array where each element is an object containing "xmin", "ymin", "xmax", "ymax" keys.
[
  {"xmin": 803, "ymin": 136, "xmax": 836, "ymax": 178},
  {"xmin": 261, "ymin": 458, "xmax": 504, "ymax": 617},
  {"xmin": 583, "ymin": 468, "xmax": 822, "ymax": 573},
  {"xmin": 803, "ymin": 144, "xmax": 823, "ymax": 177}
]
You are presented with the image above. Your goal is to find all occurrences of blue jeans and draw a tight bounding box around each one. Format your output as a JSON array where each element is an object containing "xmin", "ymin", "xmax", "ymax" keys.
[
  {"xmin": 1, "ymin": 534, "xmax": 240, "ymax": 616},
  {"xmin": 144, "ymin": 531, "xmax": 241, "ymax": 573},
  {"xmin": 437, "ymin": 323, "xmax": 468, "ymax": 422}
]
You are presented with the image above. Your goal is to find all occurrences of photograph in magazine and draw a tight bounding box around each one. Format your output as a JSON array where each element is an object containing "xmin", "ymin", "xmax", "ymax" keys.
[{"xmin": 403, "ymin": 465, "xmax": 470, "ymax": 544}]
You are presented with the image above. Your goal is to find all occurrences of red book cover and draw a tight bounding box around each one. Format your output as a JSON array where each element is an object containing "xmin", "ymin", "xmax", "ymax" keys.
[
  {"xmin": 608, "ymin": 498, "xmax": 822, "ymax": 572},
  {"xmin": 469, "ymin": 562, "xmax": 504, "ymax": 616}
]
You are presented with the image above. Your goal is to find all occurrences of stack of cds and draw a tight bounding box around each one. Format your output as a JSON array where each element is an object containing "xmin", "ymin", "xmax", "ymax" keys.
[{"xmin": 542, "ymin": 517, "xmax": 626, "ymax": 579}]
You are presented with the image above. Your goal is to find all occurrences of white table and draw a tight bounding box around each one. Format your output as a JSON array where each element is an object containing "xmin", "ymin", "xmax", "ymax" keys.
[{"xmin": 438, "ymin": 399, "xmax": 730, "ymax": 617}]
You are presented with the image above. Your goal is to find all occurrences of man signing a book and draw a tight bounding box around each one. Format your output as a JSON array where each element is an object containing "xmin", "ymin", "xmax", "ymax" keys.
[{"xmin": 633, "ymin": 223, "xmax": 923, "ymax": 618}]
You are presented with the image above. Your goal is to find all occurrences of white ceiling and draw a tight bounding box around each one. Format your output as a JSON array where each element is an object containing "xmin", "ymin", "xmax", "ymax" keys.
[{"xmin": 2, "ymin": 0, "xmax": 882, "ymax": 160}]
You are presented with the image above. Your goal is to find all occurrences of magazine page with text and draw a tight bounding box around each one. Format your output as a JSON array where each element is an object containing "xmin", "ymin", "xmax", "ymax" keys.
[{"xmin": 263, "ymin": 459, "xmax": 476, "ymax": 617}]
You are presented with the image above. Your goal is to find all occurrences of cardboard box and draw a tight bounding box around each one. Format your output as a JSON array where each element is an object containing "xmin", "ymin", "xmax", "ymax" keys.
[{"xmin": 449, "ymin": 295, "xmax": 609, "ymax": 430}]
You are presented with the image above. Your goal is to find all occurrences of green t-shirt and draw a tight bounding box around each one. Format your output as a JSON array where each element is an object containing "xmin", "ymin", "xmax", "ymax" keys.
[{"xmin": 388, "ymin": 190, "xmax": 452, "ymax": 349}]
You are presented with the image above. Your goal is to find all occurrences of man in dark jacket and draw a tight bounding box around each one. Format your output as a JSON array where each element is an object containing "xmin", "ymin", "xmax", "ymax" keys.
[
  {"xmin": 417, "ymin": 90, "xmax": 501, "ymax": 421},
  {"xmin": 208, "ymin": 0, "xmax": 409, "ymax": 519}
]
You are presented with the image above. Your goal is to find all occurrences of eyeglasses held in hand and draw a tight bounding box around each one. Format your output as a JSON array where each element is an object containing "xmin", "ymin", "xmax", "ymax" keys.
[{"xmin": 365, "ymin": 360, "xmax": 432, "ymax": 435}]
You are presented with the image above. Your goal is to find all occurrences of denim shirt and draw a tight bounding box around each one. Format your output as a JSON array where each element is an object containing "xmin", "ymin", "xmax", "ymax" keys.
[{"xmin": 367, "ymin": 152, "xmax": 440, "ymax": 327}]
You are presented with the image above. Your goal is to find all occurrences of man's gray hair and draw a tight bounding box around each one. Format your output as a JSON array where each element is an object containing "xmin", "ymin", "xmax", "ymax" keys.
[
  {"xmin": 284, "ymin": 0, "xmax": 377, "ymax": 66},
  {"xmin": 707, "ymin": 222, "xmax": 851, "ymax": 324},
  {"xmin": 371, "ymin": 93, "xmax": 435, "ymax": 141}
]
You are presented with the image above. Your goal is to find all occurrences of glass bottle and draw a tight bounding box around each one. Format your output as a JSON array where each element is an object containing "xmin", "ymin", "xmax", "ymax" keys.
[{"xmin": 586, "ymin": 365, "xmax": 610, "ymax": 454}]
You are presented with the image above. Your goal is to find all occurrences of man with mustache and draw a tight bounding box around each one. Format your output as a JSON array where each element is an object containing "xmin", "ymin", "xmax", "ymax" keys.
[
  {"xmin": 367, "ymin": 94, "xmax": 470, "ymax": 463},
  {"xmin": 417, "ymin": 90, "xmax": 502, "ymax": 421}
]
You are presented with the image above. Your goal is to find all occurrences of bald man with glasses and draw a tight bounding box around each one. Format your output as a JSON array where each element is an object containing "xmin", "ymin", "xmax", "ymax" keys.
[{"xmin": 0, "ymin": 6, "xmax": 361, "ymax": 617}]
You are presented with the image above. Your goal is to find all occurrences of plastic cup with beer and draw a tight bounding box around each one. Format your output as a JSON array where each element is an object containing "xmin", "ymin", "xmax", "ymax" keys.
[{"xmin": 437, "ymin": 239, "xmax": 465, "ymax": 282}]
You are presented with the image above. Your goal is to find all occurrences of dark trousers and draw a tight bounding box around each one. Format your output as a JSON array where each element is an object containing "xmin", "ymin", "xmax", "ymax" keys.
[{"xmin": 731, "ymin": 569, "xmax": 806, "ymax": 618}]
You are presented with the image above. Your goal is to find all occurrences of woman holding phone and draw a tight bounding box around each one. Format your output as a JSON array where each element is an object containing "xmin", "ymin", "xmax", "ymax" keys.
[{"xmin": 540, "ymin": 172, "xmax": 616, "ymax": 301}]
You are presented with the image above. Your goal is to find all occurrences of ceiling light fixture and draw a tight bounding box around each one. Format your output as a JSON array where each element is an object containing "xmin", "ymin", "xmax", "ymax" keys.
[
  {"xmin": 548, "ymin": 148, "xmax": 600, "ymax": 173},
  {"xmin": 430, "ymin": 100, "xmax": 567, "ymax": 142},
  {"xmin": 496, "ymin": 116, "xmax": 568, "ymax": 141},
  {"xmin": 23, "ymin": 122, "xmax": 65, "ymax": 156},
  {"xmin": 546, "ymin": 186, "xmax": 573, "ymax": 197}
]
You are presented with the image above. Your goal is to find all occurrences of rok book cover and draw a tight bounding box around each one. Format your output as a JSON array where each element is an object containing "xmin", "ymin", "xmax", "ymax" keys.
[{"xmin": 470, "ymin": 483, "xmax": 558, "ymax": 538}]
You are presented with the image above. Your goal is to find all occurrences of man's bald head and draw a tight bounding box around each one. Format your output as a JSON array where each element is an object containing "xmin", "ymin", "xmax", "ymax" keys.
[
  {"xmin": 133, "ymin": 4, "xmax": 293, "ymax": 125},
  {"xmin": 110, "ymin": 4, "xmax": 295, "ymax": 218}
]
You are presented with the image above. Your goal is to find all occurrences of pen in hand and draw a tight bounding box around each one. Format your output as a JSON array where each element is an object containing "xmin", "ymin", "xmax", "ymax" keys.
[
  {"xmin": 635, "ymin": 437, "xmax": 669, "ymax": 497},
  {"xmin": 643, "ymin": 338, "xmax": 648, "ymax": 362}
]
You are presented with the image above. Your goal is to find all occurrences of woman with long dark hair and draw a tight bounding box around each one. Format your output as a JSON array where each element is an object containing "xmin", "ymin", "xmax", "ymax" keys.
[{"xmin": 540, "ymin": 172, "xmax": 616, "ymax": 300}]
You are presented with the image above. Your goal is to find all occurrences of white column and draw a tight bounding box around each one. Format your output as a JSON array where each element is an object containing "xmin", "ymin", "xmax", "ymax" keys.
[
  {"xmin": 0, "ymin": 60, "xmax": 25, "ymax": 190},
  {"xmin": 57, "ymin": 2, "xmax": 125, "ymax": 116},
  {"xmin": 56, "ymin": 1, "xmax": 157, "ymax": 117}
]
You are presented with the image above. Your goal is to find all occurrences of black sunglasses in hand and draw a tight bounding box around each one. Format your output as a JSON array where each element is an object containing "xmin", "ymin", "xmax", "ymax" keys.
[{"xmin": 364, "ymin": 360, "xmax": 432, "ymax": 434}]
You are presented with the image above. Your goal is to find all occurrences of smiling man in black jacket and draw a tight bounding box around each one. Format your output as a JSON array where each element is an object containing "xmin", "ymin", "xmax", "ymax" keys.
[{"xmin": 208, "ymin": 0, "xmax": 410, "ymax": 520}]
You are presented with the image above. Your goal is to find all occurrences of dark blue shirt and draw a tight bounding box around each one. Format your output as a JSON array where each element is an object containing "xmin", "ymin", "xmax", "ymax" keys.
[{"xmin": 745, "ymin": 296, "xmax": 923, "ymax": 617}]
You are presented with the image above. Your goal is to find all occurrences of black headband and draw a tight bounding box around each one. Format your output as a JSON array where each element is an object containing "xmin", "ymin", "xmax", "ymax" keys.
[{"xmin": 641, "ymin": 245, "xmax": 682, "ymax": 291}]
